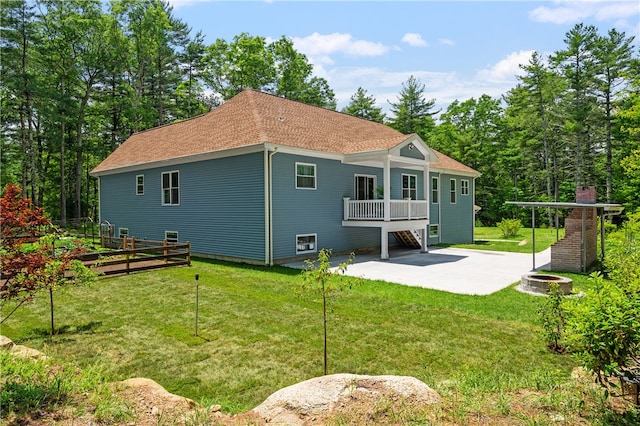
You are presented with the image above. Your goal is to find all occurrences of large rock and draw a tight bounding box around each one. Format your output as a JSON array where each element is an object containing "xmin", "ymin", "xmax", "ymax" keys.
[
  {"xmin": 252, "ymin": 374, "xmax": 440, "ymax": 425},
  {"xmin": 0, "ymin": 335, "xmax": 47, "ymax": 359}
]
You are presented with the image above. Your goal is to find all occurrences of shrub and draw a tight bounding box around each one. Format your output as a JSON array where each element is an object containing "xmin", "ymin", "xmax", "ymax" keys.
[
  {"xmin": 565, "ymin": 272, "xmax": 640, "ymax": 390},
  {"xmin": 565, "ymin": 211, "xmax": 640, "ymax": 392},
  {"xmin": 497, "ymin": 218, "xmax": 522, "ymax": 238},
  {"xmin": 538, "ymin": 282, "xmax": 567, "ymax": 353}
]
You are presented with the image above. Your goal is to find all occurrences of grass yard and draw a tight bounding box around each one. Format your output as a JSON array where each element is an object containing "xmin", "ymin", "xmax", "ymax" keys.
[
  {"xmin": 3, "ymin": 253, "xmax": 636, "ymax": 424},
  {"xmin": 439, "ymin": 226, "xmax": 565, "ymax": 253}
]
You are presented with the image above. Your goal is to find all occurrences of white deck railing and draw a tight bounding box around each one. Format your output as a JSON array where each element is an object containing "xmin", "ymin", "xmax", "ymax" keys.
[{"xmin": 343, "ymin": 198, "xmax": 428, "ymax": 221}]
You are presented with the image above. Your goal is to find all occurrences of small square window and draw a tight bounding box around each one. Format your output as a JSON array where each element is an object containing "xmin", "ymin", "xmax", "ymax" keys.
[
  {"xmin": 296, "ymin": 234, "xmax": 317, "ymax": 254},
  {"xmin": 119, "ymin": 228, "xmax": 129, "ymax": 238},
  {"xmin": 136, "ymin": 175, "xmax": 144, "ymax": 195},
  {"xmin": 296, "ymin": 162, "xmax": 316, "ymax": 189},
  {"xmin": 429, "ymin": 225, "xmax": 439, "ymax": 238}
]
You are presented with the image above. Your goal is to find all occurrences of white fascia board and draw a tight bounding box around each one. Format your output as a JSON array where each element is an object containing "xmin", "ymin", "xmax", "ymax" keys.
[
  {"xmin": 429, "ymin": 166, "xmax": 481, "ymax": 178},
  {"xmin": 262, "ymin": 143, "xmax": 344, "ymax": 161}
]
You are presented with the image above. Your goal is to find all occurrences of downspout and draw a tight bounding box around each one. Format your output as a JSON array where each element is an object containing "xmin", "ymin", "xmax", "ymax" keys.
[
  {"xmin": 266, "ymin": 147, "xmax": 279, "ymax": 266},
  {"xmin": 264, "ymin": 149, "xmax": 269, "ymax": 265},
  {"xmin": 472, "ymin": 176, "xmax": 477, "ymax": 242},
  {"xmin": 96, "ymin": 176, "xmax": 101, "ymax": 222},
  {"xmin": 437, "ymin": 173, "xmax": 442, "ymax": 244}
]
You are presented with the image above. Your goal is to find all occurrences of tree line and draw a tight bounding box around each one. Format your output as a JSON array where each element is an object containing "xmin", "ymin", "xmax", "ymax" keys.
[{"xmin": 2, "ymin": 0, "xmax": 639, "ymax": 226}]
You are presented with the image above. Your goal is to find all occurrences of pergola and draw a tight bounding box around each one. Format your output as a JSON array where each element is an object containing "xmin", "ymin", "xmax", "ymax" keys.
[{"xmin": 505, "ymin": 201, "xmax": 624, "ymax": 272}]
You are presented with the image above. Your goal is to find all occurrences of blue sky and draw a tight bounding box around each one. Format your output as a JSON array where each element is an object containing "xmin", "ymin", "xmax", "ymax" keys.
[{"xmin": 168, "ymin": 1, "xmax": 640, "ymax": 114}]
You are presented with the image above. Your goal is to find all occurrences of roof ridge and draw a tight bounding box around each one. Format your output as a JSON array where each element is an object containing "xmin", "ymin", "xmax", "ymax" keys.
[{"xmin": 128, "ymin": 110, "xmax": 212, "ymax": 137}]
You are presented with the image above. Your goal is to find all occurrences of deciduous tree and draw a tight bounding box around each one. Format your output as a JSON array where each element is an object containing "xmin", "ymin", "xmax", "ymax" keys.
[{"xmin": 0, "ymin": 183, "xmax": 96, "ymax": 332}]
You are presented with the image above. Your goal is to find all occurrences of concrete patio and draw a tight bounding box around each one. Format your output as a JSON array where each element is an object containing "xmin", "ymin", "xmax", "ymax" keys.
[{"xmin": 284, "ymin": 246, "xmax": 551, "ymax": 296}]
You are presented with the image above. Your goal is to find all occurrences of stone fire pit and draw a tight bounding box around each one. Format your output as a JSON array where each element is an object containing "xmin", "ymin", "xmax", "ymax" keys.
[{"xmin": 519, "ymin": 273, "xmax": 573, "ymax": 295}]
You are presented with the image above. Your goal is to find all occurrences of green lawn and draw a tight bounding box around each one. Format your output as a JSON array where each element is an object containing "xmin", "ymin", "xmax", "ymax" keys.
[
  {"xmin": 2, "ymin": 255, "xmax": 619, "ymax": 423},
  {"xmin": 439, "ymin": 226, "xmax": 565, "ymax": 253}
]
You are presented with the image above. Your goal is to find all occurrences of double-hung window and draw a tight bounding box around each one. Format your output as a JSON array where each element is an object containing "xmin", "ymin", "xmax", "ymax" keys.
[
  {"xmin": 431, "ymin": 176, "xmax": 439, "ymax": 204},
  {"xmin": 296, "ymin": 162, "xmax": 316, "ymax": 189},
  {"xmin": 136, "ymin": 175, "xmax": 144, "ymax": 195},
  {"xmin": 162, "ymin": 171, "xmax": 179, "ymax": 205},
  {"xmin": 450, "ymin": 179, "xmax": 457, "ymax": 204},
  {"xmin": 402, "ymin": 174, "xmax": 417, "ymax": 200},
  {"xmin": 461, "ymin": 179, "xmax": 469, "ymax": 196}
]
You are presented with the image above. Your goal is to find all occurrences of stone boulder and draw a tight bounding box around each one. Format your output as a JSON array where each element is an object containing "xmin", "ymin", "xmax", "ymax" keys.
[
  {"xmin": 0, "ymin": 335, "xmax": 47, "ymax": 359},
  {"xmin": 252, "ymin": 374, "xmax": 440, "ymax": 425}
]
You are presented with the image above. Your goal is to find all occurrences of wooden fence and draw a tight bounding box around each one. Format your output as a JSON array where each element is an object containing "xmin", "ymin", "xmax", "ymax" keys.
[{"xmin": 76, "ymin": 237, "xmax": 190, "ymax": 277}]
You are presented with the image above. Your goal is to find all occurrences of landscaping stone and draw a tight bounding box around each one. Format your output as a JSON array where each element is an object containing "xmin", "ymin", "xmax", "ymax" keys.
[
  {"xmin": 0, "ymin": 335, "xmax": 15, "ymax": 350},
  {"xmin": 0, "ymin": 335, "xmax": 47, "ymax": 359},
  {"xmin": 252, "ymin": 373, "xmax": 440, "ymax": 425}
]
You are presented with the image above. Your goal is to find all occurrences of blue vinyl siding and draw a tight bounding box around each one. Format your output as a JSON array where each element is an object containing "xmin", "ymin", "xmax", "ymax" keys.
[
  {"xmin": 390, "ymin": 168, "xmax": 424, "ymax": 200},
  {"xmin": 437, "ymin": 173, "xmax": 474, "ymax": 244},
  {"xmin": 99, "ymin": 152, "xmax": 266, "ymax": 262},
  {"xmin": 270, "ymin": 154, "xmax": 381, "ymax": 260}
]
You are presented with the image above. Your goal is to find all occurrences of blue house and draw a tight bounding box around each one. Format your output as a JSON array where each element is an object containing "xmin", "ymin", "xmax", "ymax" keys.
[{"xmin": 91, "ymin": 90, "xmax": 480, "ymax": 265}]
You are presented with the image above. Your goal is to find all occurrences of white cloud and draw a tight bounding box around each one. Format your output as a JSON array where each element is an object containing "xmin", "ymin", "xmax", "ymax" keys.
[
  {"xmin": 327, "ymin": 51, "xmax": 537, "ymax": 114},
  {"xmin": 401, "ymin": 33, "xmax": 429, "ymax": 47},
  {"xmin": 291, "ymin": 32, "xmax": 390, "ymax": 66},
  {"xmin": 476, "ymin": 50, "xmax": 535, "ymax": 82},
  {"xmin": 530, "ymin": 1, "xmax": 639, "ymax": 24},
  {"xmin": 438, "ymin": 38, "xmax": 456, "ymax": 46}
]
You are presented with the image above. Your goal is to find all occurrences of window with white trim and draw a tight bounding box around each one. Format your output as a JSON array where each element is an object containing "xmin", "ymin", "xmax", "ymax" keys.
[
  {"xmin": 162, "ymin": 171, "xmax": 179, "ymax": 205},
  {"xmin": 402, "ymin": 174, "xmax": 417, "ymax": 200},
  {"xmin": 136, "ymin": 175, "xmax": 144, "ymax": 195},
  {"xmin": 461, "ymin": 179, "xmax": 469, "ymax": 196},
  {"xmin": 296, "ymin": 234, "xmax": 317, "ymax": 254},
  {"xmin": 354, "ymin": 174, "xmax": 376, "ymax": 200},
  {"xmin": 450, "ymin": 179, "xmax": 456, "ymax": 204},
  {"xmin": 429, "ymin": 225, "xmax": 439, "ymax": 238},
  {"xmin": 165, "ymin": 231, "xmax": 178, "ymax": 243},
  {"xmin": 119, "ymin": 227, "xmax": 129, "ymax": 238},
  {"xmin": 295, "ymin": 162, "xmax": 316, "ymax": 189},
  {"xmin": 431, "ymin": 176, "xmax": 439, "ymax": 204}
]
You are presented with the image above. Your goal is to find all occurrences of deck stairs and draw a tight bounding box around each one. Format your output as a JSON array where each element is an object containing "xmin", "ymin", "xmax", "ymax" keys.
[{"xmin": 392, "ymin": 230, "xmax": 422, "ymax": 249}]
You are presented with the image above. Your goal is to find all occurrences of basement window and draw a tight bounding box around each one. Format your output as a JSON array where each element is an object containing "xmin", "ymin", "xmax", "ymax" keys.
[
  {"xmin": 119, "ymin": 228, "xmax": 129, "ymax": 238},
  {"xmin": 429, "ymin": 225, "xmax": 439, "ymax": 238},
  {"xmin": 296, "ymin": 234, "xmax": 317, "ymax": 254},
  {"xmin": 165, "ymin": 231, "xmax": 178, "ymax": 243}
]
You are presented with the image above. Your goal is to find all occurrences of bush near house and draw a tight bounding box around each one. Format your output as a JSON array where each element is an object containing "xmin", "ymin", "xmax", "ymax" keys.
[{"xmin": 497, "ymin": 218, "xmax": 523, "ymax": 239}]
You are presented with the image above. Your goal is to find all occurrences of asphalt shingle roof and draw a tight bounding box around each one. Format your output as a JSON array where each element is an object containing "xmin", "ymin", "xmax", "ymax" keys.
[{"xmin": 91, "ymin": 89, "xmax": 478, "ymax": 176}]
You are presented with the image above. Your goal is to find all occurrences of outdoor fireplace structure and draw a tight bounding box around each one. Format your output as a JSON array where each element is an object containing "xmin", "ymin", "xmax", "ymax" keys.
[{"xmin": 506, "ymin": 187, "xmax": 623, "ymax": 273}]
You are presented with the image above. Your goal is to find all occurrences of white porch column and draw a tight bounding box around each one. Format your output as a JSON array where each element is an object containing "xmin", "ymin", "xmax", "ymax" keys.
[
  {"xmin": 381, "ymin": 228, "xmax": 389, "ymax": 260},
  {"xmin": 423, "ymin": 160, "xmax": 430, "ymax": 254},
  {"xmin": 383, "ymin": 155, "xmax": 391, "ymax": 222},
  {"xmin": 420, "ymin": 226, "xmax": 428, "ymax": 253}
]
